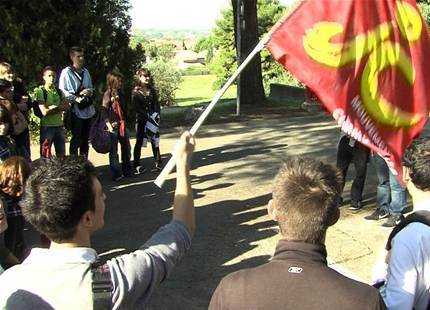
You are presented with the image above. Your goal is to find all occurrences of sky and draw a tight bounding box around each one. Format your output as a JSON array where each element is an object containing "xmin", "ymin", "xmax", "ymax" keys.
[{"xmin": 130, "ymin": 0, "xmax": 293, "ymax": 31}]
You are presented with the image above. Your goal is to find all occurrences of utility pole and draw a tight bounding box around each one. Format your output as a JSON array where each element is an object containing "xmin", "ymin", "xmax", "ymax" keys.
[{"xmin": 236, "ymin": 0, "xmax": 244, "ymax": 116}]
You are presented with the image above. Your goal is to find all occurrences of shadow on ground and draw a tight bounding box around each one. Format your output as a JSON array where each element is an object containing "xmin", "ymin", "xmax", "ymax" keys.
[{"xmin": 89, "ymin": 113, "xmax": 407, "ymax": 309}]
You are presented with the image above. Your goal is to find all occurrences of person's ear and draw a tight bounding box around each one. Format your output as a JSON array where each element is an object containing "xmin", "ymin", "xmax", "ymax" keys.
[
  {"xmin": 81, "ymin": 210, "xmax": 94, "ymax": 228},
  {"xmin": 267, "ymin": 199, "xmax": 278, "ymax": 222},
  {"xmin": 328, "ymin": 206, "xmax": 340, "ymax": 227},
  {"xmin": 402, "ymin": 166, "xmax": 411, "ymax": 184}
]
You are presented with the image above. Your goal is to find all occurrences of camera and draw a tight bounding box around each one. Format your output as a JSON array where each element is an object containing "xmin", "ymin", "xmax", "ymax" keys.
[{"xmin": 77, "ymin": 95, "xmax": 93, "ymax": 109}]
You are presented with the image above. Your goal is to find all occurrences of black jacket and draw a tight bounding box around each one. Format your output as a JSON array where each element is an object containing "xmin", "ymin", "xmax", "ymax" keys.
[{"xmin": 209, "ymin": 240, "xmax": 386, "ymax": 310}]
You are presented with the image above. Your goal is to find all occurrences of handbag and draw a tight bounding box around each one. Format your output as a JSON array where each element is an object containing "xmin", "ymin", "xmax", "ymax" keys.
[{"xmin": 90, "ymin": 113, "xmax": 111, "ymax": 154}]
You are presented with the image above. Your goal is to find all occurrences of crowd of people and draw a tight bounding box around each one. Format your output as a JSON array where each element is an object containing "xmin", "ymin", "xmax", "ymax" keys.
[
  {"xmin": 0, "ymin": 46, "xmax": 428, "ymax": 309},
  {"xmin": 0, "ymin": 46, "xmax": 162, "ymax": 180}
]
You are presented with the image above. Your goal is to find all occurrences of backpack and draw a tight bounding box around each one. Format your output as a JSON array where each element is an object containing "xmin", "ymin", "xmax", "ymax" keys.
[
  {"xmin": 32, "ymin": 87, "xmax": 63, "ymax": 119},
  {"xmin": 91, "ymin": 259, "xmax": 113, "ymax": 309},
  {"xmin": 385, "ymin": 210, "xmax": 430, "ymax": 250}
]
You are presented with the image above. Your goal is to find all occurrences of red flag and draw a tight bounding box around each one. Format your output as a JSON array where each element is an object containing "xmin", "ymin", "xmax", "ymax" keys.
[{"xmin": 267, "ymin": 0, "xmax": 430, "ymax": 179}]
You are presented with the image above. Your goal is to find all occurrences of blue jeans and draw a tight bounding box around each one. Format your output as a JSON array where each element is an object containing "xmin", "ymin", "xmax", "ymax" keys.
[
  {"xmin": 40, "ymin": 126, "xmax": 66, "ymax": 158},
  {"xmin": 109, "ymin": 128, "xmax": 132, "ymax": 178},
  {"xmin": 374, "ymin": 154, "xmax": 407, "ymax": 215}
]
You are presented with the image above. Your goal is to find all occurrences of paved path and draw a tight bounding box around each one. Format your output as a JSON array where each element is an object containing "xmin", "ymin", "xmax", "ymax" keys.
[{"xmin": 30, "ymin": 113, "xmax": 428, "ymax": 309}]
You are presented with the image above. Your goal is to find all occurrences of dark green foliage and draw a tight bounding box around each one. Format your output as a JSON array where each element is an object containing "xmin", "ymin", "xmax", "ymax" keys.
[{"xmin": 0, "ymin": 0, "xmax": 139, "ymax": 105}]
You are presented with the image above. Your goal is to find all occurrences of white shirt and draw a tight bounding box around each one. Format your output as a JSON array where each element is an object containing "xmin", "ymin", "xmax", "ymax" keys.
[{"xmin": 375, "ymin": 200, "xmax": 430, "ymax": 310}]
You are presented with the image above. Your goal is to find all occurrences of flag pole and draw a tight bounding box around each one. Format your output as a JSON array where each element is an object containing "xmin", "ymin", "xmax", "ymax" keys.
[{"xmin": 154, "ymin": 34, "xmax": 271, "ymax": 188}]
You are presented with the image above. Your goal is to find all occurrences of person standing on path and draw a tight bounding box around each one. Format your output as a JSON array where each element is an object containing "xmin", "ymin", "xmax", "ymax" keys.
[
  {"xmin": 34, "ymin": 66, "xmax": 69, "ymax": 158},
  {"xmin": 131, "ymin": 68, "xmax": 162, "ymax": 173},
  {"xmin": 59, "ymin": 46, "xmax": 95, "ymax": 158},
  {"xmin": 336, "ymin": 133, "xmax": 370, "ymax": 210},
  {"xmin": 101, "ymin": 71, "xmax": 133, "ymax": 181},
  {"xmin": 364, "ymin": 153, "xmax": 407, "ymax": 227}
]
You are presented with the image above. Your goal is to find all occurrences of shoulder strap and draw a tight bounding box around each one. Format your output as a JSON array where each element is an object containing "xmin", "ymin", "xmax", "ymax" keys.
[
  {"xmin": 55, "ymin": 87, "xmax": 63, "ymax": 99},
  {"xmin": 91, "ymin": 259, "xmax": 113, "ymax": 310},
  {"xmin": 40, "ymin": 87, "xmax": 62, "ymax": 103},
  {"xmin": 68, "ymin": 66, "xmax": 85, "ymax": 94},
  {"xmin": 385, "ymin": 210, "xmax": 430, "ymax": 250},
  {"xmin": 41, "ymin": 87, "xmax": 48, "ymax": 104}
]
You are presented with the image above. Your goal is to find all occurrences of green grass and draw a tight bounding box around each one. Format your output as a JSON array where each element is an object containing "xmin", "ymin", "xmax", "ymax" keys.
[{"xmin": 175, "ymin": 75, "xmax": 237, "ymax": 106}]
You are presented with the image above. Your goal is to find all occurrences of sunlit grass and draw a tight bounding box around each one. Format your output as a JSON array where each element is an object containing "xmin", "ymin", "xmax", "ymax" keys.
[{"xmin": 175, "ymin": 75, "xmax": 237, "ymax": 106}]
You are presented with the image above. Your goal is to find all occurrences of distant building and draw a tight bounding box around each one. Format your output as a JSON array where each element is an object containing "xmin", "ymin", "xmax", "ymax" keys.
[{"xmin": 174, "ymin": 50, "xmax": 206, "ymax": 70}]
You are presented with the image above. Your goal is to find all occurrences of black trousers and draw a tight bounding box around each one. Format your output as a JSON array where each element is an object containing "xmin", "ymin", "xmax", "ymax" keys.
[
  {"xmin": 70, "ymin": 113, "xmax": 92, "ymax": 158},
  {"xmin": 133, "ymin": 118, "xmax": 161, "ymax": 168},
  {"xmin": 336, "ymin": 136, "xmax": 370, "ymax": 203}
]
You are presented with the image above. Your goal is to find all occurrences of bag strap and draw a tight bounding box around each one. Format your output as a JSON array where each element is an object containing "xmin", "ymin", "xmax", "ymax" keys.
[
  {"xmin": 91, "ymin": 259, "xmax": 113, "ymax": 310},
  {"xmin": 41, "ymin": 87, "xmax": 48, "ymax": 104},
  {"xmin": 68, "ymin": 66, "xmax": 85, "ymax": 95},
  {"xmin": 385, "ymin": 210, "xmax": 430, "ymax": 250}
]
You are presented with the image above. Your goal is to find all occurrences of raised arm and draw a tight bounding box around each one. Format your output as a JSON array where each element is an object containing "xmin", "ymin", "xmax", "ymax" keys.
[{"xmin": 172, "ymin": 131, "xmax": 196, "ymax": 236}]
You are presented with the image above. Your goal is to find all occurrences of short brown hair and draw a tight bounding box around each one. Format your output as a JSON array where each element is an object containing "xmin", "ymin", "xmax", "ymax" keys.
[
  {"xmin": 69, "ymin": 46, "xmax": 84, "ymax": 57},
  {"xmin": 272, "ymin": 157, "xmax": 342, "ymax": 243},
  {"xmin": 42, "ymin": 66, "xmax": 55, "ymax": 76}
]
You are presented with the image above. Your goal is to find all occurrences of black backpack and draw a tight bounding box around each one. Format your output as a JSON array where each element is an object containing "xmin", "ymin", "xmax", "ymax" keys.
[
  {"xmin": 385, "ymin": 210, "xmax": 430, "ymax": 250},
  {"xmin": 32, "ymin": 87, "xmax": 63, "ymax": 119}
]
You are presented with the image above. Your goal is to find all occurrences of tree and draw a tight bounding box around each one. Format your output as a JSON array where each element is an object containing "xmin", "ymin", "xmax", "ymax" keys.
[
  {"xmin": 0, "ymin": 0, "xmax": 135, "ymax": 99},
  {"xmin": 194, "ymin": 36, "xmax": 215, "ymax": 64},
  {"xmin": 146, "ymin": 60, "xmax": 182, "ymax": 107},
  {"xmin": 232, "ymin": 0, "xmax": 265, "ymax": 104},
  {"xmin": 211, "ymin": 0, "xmax": 286, "ymax": 96}
]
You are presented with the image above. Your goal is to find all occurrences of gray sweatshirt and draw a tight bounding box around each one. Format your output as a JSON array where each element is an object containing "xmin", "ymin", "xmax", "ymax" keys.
[{"xmin": 0, "ymin": 220, "xmax": 191, "ymax": 309}]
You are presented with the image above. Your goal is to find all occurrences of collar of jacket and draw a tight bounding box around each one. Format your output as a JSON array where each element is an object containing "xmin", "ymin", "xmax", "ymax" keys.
[{"xmin": 272, "ymin": 239, "xmax": 328, "ymax": 265}]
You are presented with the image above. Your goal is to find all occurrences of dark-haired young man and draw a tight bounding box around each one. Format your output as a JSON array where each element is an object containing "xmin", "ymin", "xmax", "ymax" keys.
[
  {"xmin": 0, "ymin": 132, "xmax": 196, "ymax": 309},
  {"xmin": 372, "ymin": 137, "xmax": 430, "ymax": 309},
  {"xmin": 210, "ymin": 157, "xmax": 386, "ymax": 310},
  {"xmin": 34, "ymin": 66, "xmax": 69, "ymax": 158},
  {"xmin": 59, "ymin": 46, "xmax": 95, "ymax": 158}
]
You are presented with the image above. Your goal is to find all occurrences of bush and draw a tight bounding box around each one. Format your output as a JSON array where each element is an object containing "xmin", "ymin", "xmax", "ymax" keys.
[{"xmin": 146, "ymin": 61, "xmax": 182, "ymax": 107}]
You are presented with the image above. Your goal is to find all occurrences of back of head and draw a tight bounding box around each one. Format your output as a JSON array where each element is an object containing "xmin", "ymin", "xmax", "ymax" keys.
[
  {"xmin": 273, "ymin": 157, "xmax": 342, "ymax": 244},
  {"xmin": 22, "ymin": 156, "xmax": 97, "ymax": 242},
  {"xmin": 403, "ymin": 136, "xmax": 430, "ymax": 192}
]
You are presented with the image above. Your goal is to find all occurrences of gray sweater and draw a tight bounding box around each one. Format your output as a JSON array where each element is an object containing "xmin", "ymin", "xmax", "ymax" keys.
[{"xmin": 0, "ymin": 220, "xmax": 191, "ymax": 309}]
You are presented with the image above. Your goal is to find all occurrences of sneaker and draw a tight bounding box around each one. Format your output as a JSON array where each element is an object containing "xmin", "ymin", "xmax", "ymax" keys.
[
  {"xmin": 364, "ymin": 209, "xmax": 389, "ymax": 221},
  {"xmin": 134, "ymin": 166, "xmax": 146, "ymax": 175},
  {"xmin": 348, "ymin": 201, "xmax": 362, "ymax": 211},
  {"xmin": 382, "ymin": 214, "xmax": 404, "ymax": 228}
]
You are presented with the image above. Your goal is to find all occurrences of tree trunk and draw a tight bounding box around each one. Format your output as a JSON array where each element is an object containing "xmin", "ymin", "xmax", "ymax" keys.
[{"xmin": 232, "ymin": 0, "xmax": 265, "ymax": 105}]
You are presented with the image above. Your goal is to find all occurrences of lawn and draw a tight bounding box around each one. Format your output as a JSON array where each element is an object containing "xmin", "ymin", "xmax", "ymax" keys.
[{"xmin": 175, "ymin": 74, "xmax": 237, "ymax": 106}]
